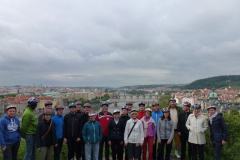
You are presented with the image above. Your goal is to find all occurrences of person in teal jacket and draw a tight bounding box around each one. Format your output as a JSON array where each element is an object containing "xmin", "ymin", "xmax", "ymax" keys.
[
  {"xmin": 21, "ymin": 97, "xmax": 38, "ymax": 160},
  {"xmin": 82, "ymin": 112, "xmax": 102, "ymax": 160}
]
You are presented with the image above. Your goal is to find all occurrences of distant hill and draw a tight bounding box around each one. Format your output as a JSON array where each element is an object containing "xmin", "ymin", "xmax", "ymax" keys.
[
  {"xmin": 184, "ymin": 75, "xmax": 240, "ymax": 89},
  {"xmin": 119, "ymin": 84, "xmax": 183, "ymax": 90}
]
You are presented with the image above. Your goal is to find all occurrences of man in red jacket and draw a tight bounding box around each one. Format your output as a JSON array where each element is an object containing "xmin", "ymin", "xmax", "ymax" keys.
[
  {"xmin": 97, "ymin": 102, "xmax": 113, "ymax": 160},
  {"xmin": 137, "ymin": 102, "xmax": 146, "ymax": 119}
]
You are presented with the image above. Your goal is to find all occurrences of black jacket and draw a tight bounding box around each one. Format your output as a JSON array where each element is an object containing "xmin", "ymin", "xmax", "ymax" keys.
[
  {"xmin": 108, "ymin": 119, "xmax": 125, "ymax": 141},
  {"xmin": 177, "ymin": 111, "xmax": 191, "ymax": 137},
  {"xmin": 80, "ymin": 113, "xmax": 89, "ymax": 126},
  {"xmin": 209, "ymin": 113, "xmax": 228, "ymax": 143},
  {"xmin": 119, "ymin": 114, "xmax": 130, "ymax": 129},
  {"xmin": 37, "ymin": 119, "xmax": 56, "ymax": 147},
  {"xmin": 64, "ymin": 112, "xmax": 82, "ymax": 139},
  {"xmin": 79, "ymin": 113, "xmax": 89, "ymax": 138}
]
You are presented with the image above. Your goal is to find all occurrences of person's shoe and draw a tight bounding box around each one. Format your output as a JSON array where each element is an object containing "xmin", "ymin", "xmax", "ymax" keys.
[{"xmin": 175, "ymin": 150, "xmax": 181, "ymax": 159}]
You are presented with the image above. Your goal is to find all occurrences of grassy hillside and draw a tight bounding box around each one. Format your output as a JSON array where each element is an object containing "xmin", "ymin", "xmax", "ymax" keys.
[{"xmin": 184, "ymin": 75, "xmax": 240, "ymax": 89}]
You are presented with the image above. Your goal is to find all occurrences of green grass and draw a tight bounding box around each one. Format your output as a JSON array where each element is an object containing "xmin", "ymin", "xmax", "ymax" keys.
[{"xmin": 0, "ymin": 139, "xmax": 68, "ymax": 160}]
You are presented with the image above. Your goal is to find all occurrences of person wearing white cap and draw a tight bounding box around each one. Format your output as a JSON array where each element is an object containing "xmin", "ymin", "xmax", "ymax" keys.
[
  {"xmin": 141, "ymin": 108, "xmax": 155, "ymax": 160},
  {"xmin": 124, "ymin": 110, "xmax": 144, "ymax": 160},
  {"xmin": 0, "ymin": 105, "xmax": 20, "ymax": 160},
  {"xmin": 186, "ymin": 104, "xmax": 208, "ymax": 160},
  {"xmin": 82, "ymin": 112, "xmax": 102, "ymax": 160},
  {"xmin": 207, "ymin": 106, "xmax": 228, "ymax": 160},
  {"xmin": 108, "ymin": 109, "xmax": 125, "ymax": 160}
]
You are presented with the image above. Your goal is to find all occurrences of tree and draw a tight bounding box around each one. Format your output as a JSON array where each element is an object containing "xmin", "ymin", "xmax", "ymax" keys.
[{"xmin": 159, "ymin": 94, "xmax": 171, "ymax": 108}]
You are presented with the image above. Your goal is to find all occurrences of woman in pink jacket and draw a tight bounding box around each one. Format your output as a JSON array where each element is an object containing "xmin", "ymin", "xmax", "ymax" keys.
[{"xmin": 141, "ymin": 108, "xmax": 156, "ymax": 160}]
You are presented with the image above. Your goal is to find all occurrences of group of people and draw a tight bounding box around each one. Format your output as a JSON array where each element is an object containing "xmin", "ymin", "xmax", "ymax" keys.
[{"xmin": 0, "ymin": 97, "xmax": 228, "ymax": 160}]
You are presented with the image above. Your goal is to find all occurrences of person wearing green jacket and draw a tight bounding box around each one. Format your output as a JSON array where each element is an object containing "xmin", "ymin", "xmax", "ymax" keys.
[
  {"xmin": 82, "ymin": 112, "xmax": 102, "ymax": 160},
  {"xmin": 21, "ymin": 97, "xmax": 38, "ymax": 160}
]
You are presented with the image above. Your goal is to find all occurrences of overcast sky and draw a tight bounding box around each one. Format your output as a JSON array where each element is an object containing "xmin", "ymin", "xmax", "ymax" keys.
[{"xmin": 0, "ymin": 0, "xmax": 240, "ymax": 87}]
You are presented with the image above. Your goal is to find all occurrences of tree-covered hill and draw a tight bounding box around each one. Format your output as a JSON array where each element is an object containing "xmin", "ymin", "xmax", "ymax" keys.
[{"xmin": 184, "ymin": 75, "xmax": 240, "ymax": 89}]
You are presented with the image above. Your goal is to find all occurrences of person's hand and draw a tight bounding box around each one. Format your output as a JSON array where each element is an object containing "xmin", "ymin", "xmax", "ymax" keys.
[
  {"xmin": 38, "ymin": 148, "xmax": 41, "ymax": 152},
  {"xmin": 153, "ymin": 139, "xmax": 155, "ymax": 144},
  {"xmin": 178, "ymin": 132, "xmax": 181, "ymax": 136},
  {"xmin": 222, "ymin": 140, "xmax": 226, "ymax": 145},
  {"xmin": 76, "ymin": 138, "xmax": 81, "ymax": 142},
  {"xmin": 108, "ymin": 141, "xmax": 111, "ymax": 145},
  {"xmin": 167, "ymin": 140, "xmax": 172, "ymax": 144},
  {"xmin": 157, "ymin": 139, "xmax": 161, "ymax": 143},
  {"xmin": 63, "ymin": 138, "xmax": 67, "ymax": 144},
  {"xmin": 55, "ymin": 144, "xmax": 58, "ymax": 147},
  {"xmin": 120, "ymin": 141, "xmax": 124, "ymax": 145},
  {"xmin": 1, "ymin": 146, "xmax": 6, "ymax": 151},
  {"xmin": 124, "ymin": 142, "xmax": 128, "ymax": 147}
]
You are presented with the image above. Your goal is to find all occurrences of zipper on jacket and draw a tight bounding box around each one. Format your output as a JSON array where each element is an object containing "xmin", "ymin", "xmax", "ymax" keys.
[
  {"xmin": 92, "ymin": 122, "xmax": 96, "ymax": 142},
  {"xmin": 164, "ymin": 120, "xmax": 167, "ymax": 139},
  {"xmin": 195, "ymin": 117, "xmax": 198, "ymax": 144},
  {"xmin": 72, "ymin": 116, "xmax": 74, "ymax": 137}
]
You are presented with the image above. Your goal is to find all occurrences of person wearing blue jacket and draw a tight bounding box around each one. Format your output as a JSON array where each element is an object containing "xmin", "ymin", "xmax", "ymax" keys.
[
  {"xmin": 52, "ymin": 105, "xmax": 65, "ymax": 160},
  {"xmin": 207, "ymin": 106, "xmax": 228, "ymax": 160},
  {"xmin": 82, "ymin": 112, "xmax": 102, "ymax": 160},
  {"xmin": 151, "ymin": 102, "xmax": 163, "ymax": 160},
  {"xmin": 0, "ymin": 105, "xmax": 21, "ymax": 160}
]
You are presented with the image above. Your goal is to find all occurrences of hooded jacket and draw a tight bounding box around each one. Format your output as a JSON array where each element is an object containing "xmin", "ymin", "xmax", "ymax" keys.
[{"xmin": 0, "ymin": 115, "xmax": 20, "ymax": 146}]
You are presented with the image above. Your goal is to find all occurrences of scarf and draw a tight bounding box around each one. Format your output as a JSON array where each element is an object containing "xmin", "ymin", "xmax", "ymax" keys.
[{"xmin": 209, "ymin": 112, "xmax": 218, "ymax": 125}]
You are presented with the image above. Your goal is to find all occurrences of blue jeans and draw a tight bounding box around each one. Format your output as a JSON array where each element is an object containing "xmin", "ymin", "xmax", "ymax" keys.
[
  {"xmin": 85, "ymin": 142, "xmax": 99, "ymax": 160},
  {"xmin": 24, "ymin": 134, "xmax": 36, "ymax": 160},
  {"xmin": 3, "ymin": 142, "xmax": 20, "ymax": 160}
]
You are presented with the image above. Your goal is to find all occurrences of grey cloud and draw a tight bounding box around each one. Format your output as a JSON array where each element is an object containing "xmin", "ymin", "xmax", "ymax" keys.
[{"xmin": 0, "ymin": 0, "xmax": 240, "ymax": 86}]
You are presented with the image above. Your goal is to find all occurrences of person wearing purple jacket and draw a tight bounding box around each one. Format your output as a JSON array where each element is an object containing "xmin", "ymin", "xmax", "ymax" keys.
[{"xmin": 141, "ymin": 108, "xmax": 156, "ymax": 160}]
